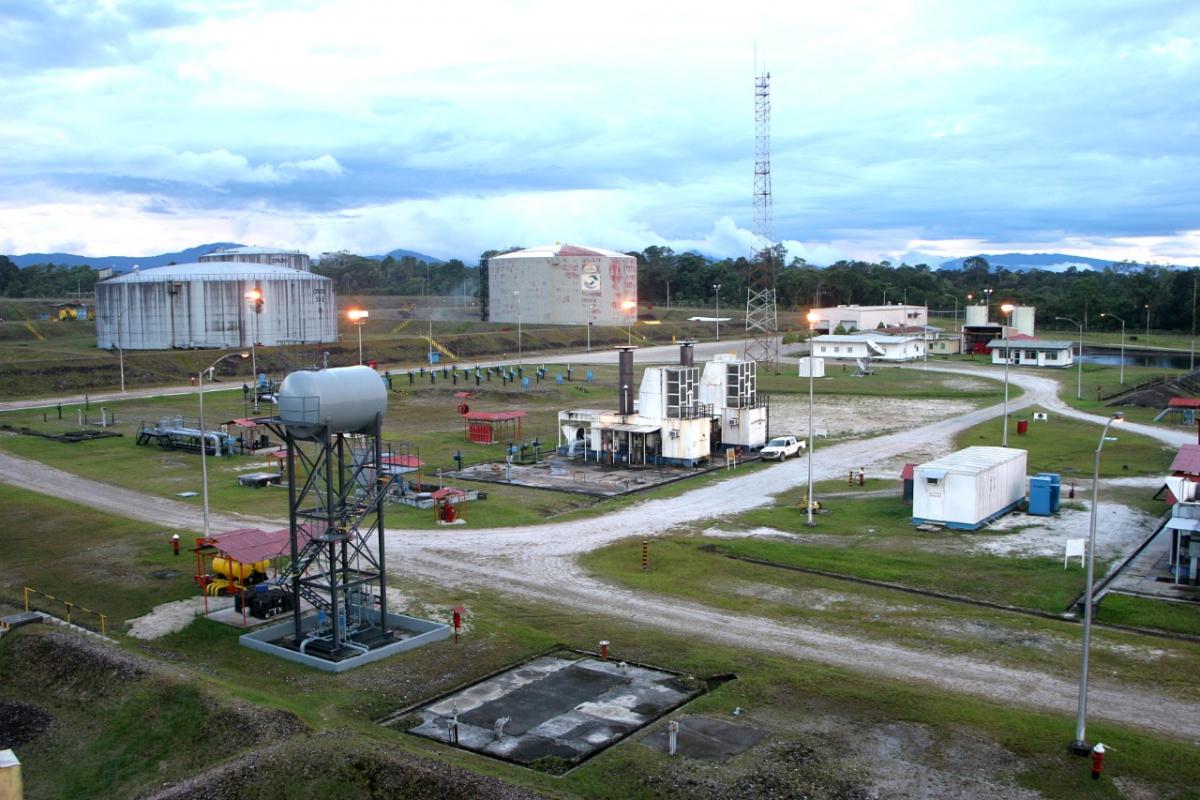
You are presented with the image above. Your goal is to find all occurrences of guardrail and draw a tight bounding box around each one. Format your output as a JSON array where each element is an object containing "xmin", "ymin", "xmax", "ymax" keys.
[{"xmin": 23, "ymin": 586, "xmax": 107, "ymax": 635}]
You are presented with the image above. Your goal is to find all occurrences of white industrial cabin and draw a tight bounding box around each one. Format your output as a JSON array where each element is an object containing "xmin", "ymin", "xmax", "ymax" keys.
[
  {"xmin": 699, "ymin": 354, "xmax": 768, "ymax": 449},
  {"xmin": 986, "ymin": 338, "xmax": 1075, "ymax": 368},
  {"xmin": 812, "ymin": 332, "xmax": 925, "ymax": 362},
  {"xmin": 809, "ymin": 304, "xmax": 927, "ymax": 334},
  {"xmin": 798, "ymin": 356, "xmax": 825, "ymax": 378},
  {"xmin": 912, "ymin": 446, "xmax": 1028, "ymax": 530}
]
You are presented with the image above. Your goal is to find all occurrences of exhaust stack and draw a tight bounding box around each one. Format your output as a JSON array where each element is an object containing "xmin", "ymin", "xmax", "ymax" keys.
[
  {"xmin": 617, "ymin": 346, "xmax": 636, "ymax": 415},
  {"xmin": 679, "ymin": 340, "xmax": 695, "ymax": 367}
]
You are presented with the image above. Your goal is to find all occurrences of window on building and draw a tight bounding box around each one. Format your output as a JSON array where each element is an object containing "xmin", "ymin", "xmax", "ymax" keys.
[
  {"xmin": 1025, "ymin": 350, "xmax": 1036, "ymax": 360},
  {"xmin": 1046, "ymin": 351, "xmax": 1058, "ymax": 360},
  {"xmin": 833, "ymin": 346, "xmax": 840, "ymax": 353}
]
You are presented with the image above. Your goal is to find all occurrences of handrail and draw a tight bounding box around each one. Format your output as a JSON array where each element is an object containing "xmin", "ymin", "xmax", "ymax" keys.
[{"xmin": 23, "ymin": 586, "xmax": 108, "ymax": 635}]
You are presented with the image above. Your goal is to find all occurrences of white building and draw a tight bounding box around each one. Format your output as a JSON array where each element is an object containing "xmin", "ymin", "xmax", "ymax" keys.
[
  {"xmin": 912, "ymin": 446, "xmax": 1028, "ymax": 530},
  {"xmin": 810, "ymin": 304, "xmax": 926, "ymax": 334},
  {"xmin": 812, "ymin": 332, "xmax": 925, "ymax": 362},
  {"xmin": 488, "ymin": 244, "xmax": 637, "ymax": 326},
  {"xmin": 96, "ymin": 261, "xmax": 336, "ymax": 350},
  {"xmin": 986, "ymin": 338, "xmax": 1074, "ymax": 368},
  {"xmin": 199, "ymin": 246, "xmax": 312, "ymax": 272},
  {"xmin": 556, "ymin": 347, "xmax": 766, "ymax": 466}
]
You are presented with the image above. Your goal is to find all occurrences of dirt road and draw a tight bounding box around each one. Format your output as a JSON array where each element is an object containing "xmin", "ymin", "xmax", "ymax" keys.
[{"xmin": 3, "ymin": 360, "xmax": 1198, "ymax": 741}]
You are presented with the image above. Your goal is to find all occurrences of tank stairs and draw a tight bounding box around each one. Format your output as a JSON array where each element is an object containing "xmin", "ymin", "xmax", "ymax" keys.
[{"xmin": 274, "ymin": 470, "xmax": 397, "ymax": 617}]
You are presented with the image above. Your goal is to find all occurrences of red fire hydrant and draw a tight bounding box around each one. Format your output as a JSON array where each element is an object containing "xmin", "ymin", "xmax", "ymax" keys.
[
  {"xmin": 599, "ymin": 640, "xmax": 610, "ymax": 660},
  {"xmin": 171, "ymin": 533, "xmax": 180, "ymax": 556},
  {"xmin": 452, "ymin": 608, "xmax": 462, "ymax": 643},
  {"xmin": 1090, "ymin": 743, "xmax": 1106, "ymax": 781}
]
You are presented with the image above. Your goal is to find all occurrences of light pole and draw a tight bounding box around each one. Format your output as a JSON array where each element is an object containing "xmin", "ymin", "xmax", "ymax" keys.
[
  {"xmin": 244, "ymin": 288, "xmax": 263, "ymax": 410},
  {"xmin": 198, "ymin": 352, "xmax": 249, "ymax": 539},
  {"xmin": 1070, "ymin": 411, "xmax": 1125, "ymax": 754},
  {"xmin": 665, "ymin": 280, "xmax": 671, "ymax": 310},
  {"xmin": 1192, "ymin": 274, "xmax": 1197, "ymax": 373},
  {"xmin": 427, "ymin": 262, "xmax": 434, "ymax": 365},
  {"xmin": 586, "ymin": 321, "xmax": 592, "ymax": 353},
  {"xmin": 982, "ymin": 288, "xmax": 993, "ymax": 321},
  {"xmin": 713, "ymin": 284, "xmax": 721, "ymax": 342},
  {"xmin": 805, "ymin": 310, "xmax": 819, "ymax": 527},
  {"xmin": 347, "ymin": 308, "xmax": 369, "ymax": 364},
  {"xmin": 1055, "ymin": 316, "xmax": 1084, "ymax": 400},
  {"xmin": 1144, "ymin": 304, "xmax": 1150, "ymax": 344},
  {"xmin": 1099, "ymin": 313, "xmax": 1126, "ymax": 385},
  {"xmin": 514, "ymin": 290, "xmax": 522, "ymax": 365},
  {"xmin": 1001, "ymin": 302, "xmax": 1014, "ymax": 447},
  {"xmin": 621, "ymin": 300, "xmax": 637, "ymax": 345}
]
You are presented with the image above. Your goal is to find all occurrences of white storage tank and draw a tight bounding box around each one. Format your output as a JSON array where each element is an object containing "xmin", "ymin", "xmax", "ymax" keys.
[
  {"xmin": 912, "ymin": 446, "xmax": 1027, "ymax": 530},
  {"xmin": 96, "ymin": 261, "xmax": 335, "ymax": 350},
  {"xmin": 487, "ymin": 244, "xmax": 637, "ymax": 326},
  {"xmin": 278, "ymin": 366, "xmax": 388, "ymax": 438},
  {"xmin": 965, "ymin": 305, "xmax": 988, "ymax": 326},
  {"xmin": 1011, "ymin": 306, "xmax": 1036, "ymax": 336}
]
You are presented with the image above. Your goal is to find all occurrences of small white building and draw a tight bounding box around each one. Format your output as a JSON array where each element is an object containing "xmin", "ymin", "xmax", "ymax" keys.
[
  {"xmin": 810, "ymin": 304, "xmax": 926, "ymax": 334},
  {"xmin": 928, "ymin": 338, "xmax": 962, "ymax": 356},
  {"xmin": 812, "ymin": 332, "xmax": 925, "ymax": 362},
  {"xmin": 912, "ymin": 446, "xmax": 1028, "ymax": 530},
  {"xmin": 986, "ymin": 338, "xmax": 1074, "ymax": 368},
  {"xmin": 798, "ymin": 356, "xmax": 825, "ymax": 378}
]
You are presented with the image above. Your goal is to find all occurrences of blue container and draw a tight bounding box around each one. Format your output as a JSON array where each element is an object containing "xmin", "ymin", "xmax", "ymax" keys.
[
  {"xmin": 1036, "ymin": 472, "xmax": 1062, "ymax": 512},
  {"xmin": 1028, "ymin": 475, "xmax": 1052, "ymax": 516}
]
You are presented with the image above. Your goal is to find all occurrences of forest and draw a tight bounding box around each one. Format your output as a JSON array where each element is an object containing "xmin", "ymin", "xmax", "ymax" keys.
[{"xmin": 4, "ymin": 248, "xmax": 1197, "ymax": 334}]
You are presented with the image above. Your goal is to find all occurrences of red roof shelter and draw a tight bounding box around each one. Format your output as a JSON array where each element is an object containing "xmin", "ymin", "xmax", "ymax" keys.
[{"xmin": 463, "ymin": 410, "xmax": 526, "ymax": 444}]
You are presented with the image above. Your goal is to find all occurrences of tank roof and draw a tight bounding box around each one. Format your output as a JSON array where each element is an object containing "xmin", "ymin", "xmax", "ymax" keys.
[
  {"xmin": 202, "ymin": 245, "xmax": 306, "ymax": 256},
  {"xmin": 491, "ymin": 243, "xmax": 630, "ymax": 259},
  {"xmin": 104, "ymin": 261, "xmax": 328, "ymax": 283}
]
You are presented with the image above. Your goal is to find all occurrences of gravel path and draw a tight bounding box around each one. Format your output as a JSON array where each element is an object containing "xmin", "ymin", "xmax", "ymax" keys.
[{"xmin": 3, "ymin": 356, "xmax": 1198, "ymax": 741}]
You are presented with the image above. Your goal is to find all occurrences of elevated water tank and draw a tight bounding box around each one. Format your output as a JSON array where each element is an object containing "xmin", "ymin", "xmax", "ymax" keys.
[{"xmin": 278, "ymin": 366, "xmax": 387, "ymax": 438}]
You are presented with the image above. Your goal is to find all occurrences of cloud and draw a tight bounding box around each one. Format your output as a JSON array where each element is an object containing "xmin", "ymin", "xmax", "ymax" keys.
[{"xmin": 1, "ymin": 1, "xmax": 1198, "ymax": 264}]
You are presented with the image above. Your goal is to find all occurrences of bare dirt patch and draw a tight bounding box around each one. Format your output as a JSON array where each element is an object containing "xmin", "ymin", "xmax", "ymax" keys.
[
  {"xmin": 769, "ymin": 396, "xmax": 977, "ymax": 440},
  {"xmin": 126, "ymin": 597, "xmax": 233, "ymax": 640},
  {"xmin": 972, "ymin": 503, "xmax": 1157, "ymax": 561}
]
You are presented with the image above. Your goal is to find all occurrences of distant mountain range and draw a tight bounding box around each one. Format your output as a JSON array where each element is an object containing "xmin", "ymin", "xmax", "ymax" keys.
[
  {"xmin": 8, "ymin": 242, "xmax": 245, "ymax": 269},
  {"xmin": 366, "ymin": 248, "xmax": 443, "ymax": 264},
  {"xmin": 934, "ymin": 252, "xmax": 1195, "ymax": 272},
  {"xmin": 6, "ymin": 243, "xmax": 445, "ymax": 270}
]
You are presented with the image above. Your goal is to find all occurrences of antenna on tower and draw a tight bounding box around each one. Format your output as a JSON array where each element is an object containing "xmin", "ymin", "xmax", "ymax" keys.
[{"xmin": 744, "ymin": 63, "xmax": 779, "ymax": 369}]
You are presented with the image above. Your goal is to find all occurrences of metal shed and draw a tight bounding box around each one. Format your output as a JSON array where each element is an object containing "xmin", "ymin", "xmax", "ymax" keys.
[{"xmin": 912, "ymin": 446, "xmax": 1028, "ymax": 530}]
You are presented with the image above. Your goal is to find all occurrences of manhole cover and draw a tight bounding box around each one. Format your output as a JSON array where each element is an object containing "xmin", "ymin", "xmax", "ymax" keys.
[{"xmin": 151, "ymin": 570, "xmax": 182, "ymax": 579}]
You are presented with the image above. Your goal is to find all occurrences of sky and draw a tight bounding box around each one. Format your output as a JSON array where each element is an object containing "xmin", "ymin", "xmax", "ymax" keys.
[{"xmin": 1, "ymin": 0, "xmax": 1198, "ymax": 266}]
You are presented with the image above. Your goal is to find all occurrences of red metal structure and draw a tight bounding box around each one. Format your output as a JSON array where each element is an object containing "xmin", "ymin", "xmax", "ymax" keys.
[{"xmin": 462, "ymin": 410, "xmax": 526, "ymax": 444}]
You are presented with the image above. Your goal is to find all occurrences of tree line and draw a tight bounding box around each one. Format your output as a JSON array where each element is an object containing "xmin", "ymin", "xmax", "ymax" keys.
[{"xmin": 5, "ymin": 249, "xmax": 1198, "ymax": 334}]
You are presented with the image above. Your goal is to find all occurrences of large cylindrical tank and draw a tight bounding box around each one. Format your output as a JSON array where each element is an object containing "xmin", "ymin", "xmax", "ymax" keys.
[
  {"xmin": 278, "ymin": 366, "xmax": 388, "ymax": 438},
  {"xmin": 965, "ymin": 305, "xmax": 988, "ymax": 326},
  {"xmin": 1011, "ymin": 306, "xmax": 1036, "ymax": 336}
]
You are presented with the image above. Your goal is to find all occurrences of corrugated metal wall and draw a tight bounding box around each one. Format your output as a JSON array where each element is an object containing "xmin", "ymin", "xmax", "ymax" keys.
[
  {"xmin": 97, "ymin": 275, "xmax": 336, "ymax": 350},
  {"xmin": 487, "ymin": 254, "xmax": 637, "ymax": 326}
]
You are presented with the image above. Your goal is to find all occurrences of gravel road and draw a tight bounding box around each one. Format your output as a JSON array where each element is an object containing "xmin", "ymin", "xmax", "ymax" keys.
[{"xmin": 3, "ymin": 353, "xmax": 1198, "ymax": 741}]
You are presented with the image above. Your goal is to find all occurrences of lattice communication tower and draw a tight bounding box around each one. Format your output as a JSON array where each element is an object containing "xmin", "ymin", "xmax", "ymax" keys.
[{"xmin": 744, "ymin": 69, "xmax": 779, "ymax": 369}]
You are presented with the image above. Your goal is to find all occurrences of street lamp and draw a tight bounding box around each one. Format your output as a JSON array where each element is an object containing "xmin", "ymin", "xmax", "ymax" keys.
[
  {"xmin": 1070, "ymin": 411, "xmax": 1125, "ymax": 754},
  {"xmin": 514, "ymin": 291, "xmax": 522, "ymax": 365},
  {"xmin": 982, "ymin": 288, "xmax": 993, "ymax": 321},
  {"xmin": 621, "ymin": 300, "xmax": 637, "ymax": 345},
  {"xmin": 117, "ymin": 292, "xmax": 127, "ymax": 393},
  {"xmin": 805, "ymin": 310, "xmax": 819, "ymax": 527},
  {"xmin": 198, "ymin": 352, "xmax": 250, "ymax": 539},
  {"xmin": 1055, "ymin": 316, "xmax": 1084, "ymax": 400},
  {"xmin": 713, "ymin": 284, "xmax": 721, "ymax": 342},
  {"xmin": 1144, "ymin": 304, "xmax": 1151, "ymax": 344},
  {"xmin": 346, "ymin": 308, "xmax": 369, "ymax": 365},
  {"xmin": 1001, "ymin": 302, "xmax": 1014, "ymax": 447},
  {"xmin": 244, "ymin": 288, "xmax": 263, "ymax": 410},
  {"xmin": 1099, "ymin": 313, "xmax": 1126, "ymax": 385}
]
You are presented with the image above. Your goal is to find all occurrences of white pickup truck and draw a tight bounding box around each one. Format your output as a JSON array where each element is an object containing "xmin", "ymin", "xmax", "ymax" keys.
[{"xmin": 759, "ymin": 435, "xmax": 804, "ymax": 461}]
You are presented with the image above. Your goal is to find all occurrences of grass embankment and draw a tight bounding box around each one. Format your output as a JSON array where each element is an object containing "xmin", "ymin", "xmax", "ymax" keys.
[
  {"xmin": 3, "ymin": 487, "xmax": 1200, "ymax": 799},
  {"xmin": 953, "ymin": 405, "xmax": 1175, "ymax": 478},
  {"xmin": 1097, "ymin": 594, "xmax": 1200, "ymax": 638}
]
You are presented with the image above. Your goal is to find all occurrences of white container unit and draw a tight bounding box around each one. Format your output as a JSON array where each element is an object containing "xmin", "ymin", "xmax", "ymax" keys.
[{"xmin": 912, "ymin": 446, "xmax": 1027, "ymax": 530}]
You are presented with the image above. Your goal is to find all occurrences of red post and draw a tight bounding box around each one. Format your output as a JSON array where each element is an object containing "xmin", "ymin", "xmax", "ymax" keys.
[
  {"xmin": 599, "ymin": 640, "xmax": 609, "ymax": 660},
  {"xmin": 858, "ymin": 468, "xmax": 865, "ymax": 486},
  {"xmin": 452, "ymin": 609, "xmax": 461, "ymax": 644},
  {"xmin": 171, "ymin": 533, "xmax": 180, "ymax": 556}
]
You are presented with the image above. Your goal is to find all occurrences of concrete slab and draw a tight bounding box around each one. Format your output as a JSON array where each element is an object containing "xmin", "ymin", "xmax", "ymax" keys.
[
  {"xmin": 404, "ymin": 655, "xmax": 701, "ymax": 770},
  {"xmin": 641, "ymin": 714, "xmax": 767, "ymax": 761},
  {"xmin": 449, "ymin": 455, "xmax": 743, "ymax": 498}
]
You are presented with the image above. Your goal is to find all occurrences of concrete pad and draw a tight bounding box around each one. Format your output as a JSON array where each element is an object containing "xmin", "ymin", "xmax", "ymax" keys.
[
  {"xmin": 641, "ymin": 715, "xmax": 767, "ymax": 761},
  {"xmin": 405, "ymin": 655, "xmax": 701, "ymax": 770}
]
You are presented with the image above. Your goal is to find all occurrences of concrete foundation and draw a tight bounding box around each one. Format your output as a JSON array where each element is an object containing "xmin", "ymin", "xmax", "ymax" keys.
[
  {"xmin": 239, "ymin": 608, "xmax": 450, "ymax": 673},
  {"xmin": 641, "ymin": 714, "xmax": 767, "ymax": 760},
  {"xmin": 404, "ymin": 654, "xmax": 702, "ymax": 769}
]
